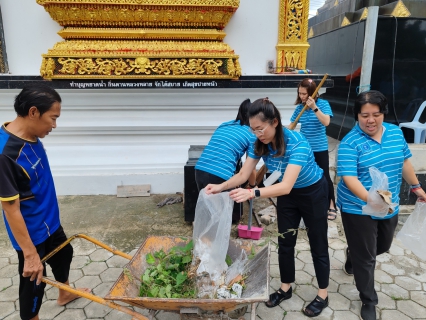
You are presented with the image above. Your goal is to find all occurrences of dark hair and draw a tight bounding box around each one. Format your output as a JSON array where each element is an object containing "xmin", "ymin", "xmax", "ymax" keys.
[
  {"xmin": 14, "ymin": 84, "xmax": 62, "ymax": 117},
  {"xmin": 295, "ymin": 78, "xmax": 318, "ymax": 104},
  {"xmin": 353, "ymin": 90, "xmax": 388, "ymax": 121},
  {"xmin": 248, "ymin": 97, "xmax": 285, "ymax": 157},
  {"xmin": 235, "ymin": 98, "xmax": 251, "ymax": 126}
]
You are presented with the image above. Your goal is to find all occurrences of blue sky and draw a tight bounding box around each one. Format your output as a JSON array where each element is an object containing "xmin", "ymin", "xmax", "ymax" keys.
[{"xmin": 309, "ymin": 0, "xmax": 326, "ymax": 17}]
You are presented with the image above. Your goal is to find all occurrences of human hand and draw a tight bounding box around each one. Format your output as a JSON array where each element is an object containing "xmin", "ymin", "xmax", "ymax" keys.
[
  {"xmin": 229, "ymin": 188, "xmax": 253, "ymax": 203},
  {"xmin": 306, "ymin": 97, "xmax": 317, "ymax": 110},
  {"xmin": 413, "ymin": 188, "xmax": 426, "ymax": 202},
  {"xmin": 204, "ymin": 184, "xmax": 223, "ymax": 195},
  {"xmin": 23, "ymin": 253, "xmax": 44, "ymax": 285}
]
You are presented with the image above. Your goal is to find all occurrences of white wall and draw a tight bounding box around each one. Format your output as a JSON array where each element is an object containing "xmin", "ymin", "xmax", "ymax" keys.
[
  {"xmin": 0, "ymin": 88, "xmax": 305, "ymax": 195},
  {"xmin": 0, "ymin": 0, "xmax": 279, "ymax": 76}
]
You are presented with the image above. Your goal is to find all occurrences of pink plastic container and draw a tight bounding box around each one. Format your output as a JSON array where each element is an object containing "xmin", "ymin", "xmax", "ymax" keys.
[{"xmin": 237, "ymin": 225, "xmax": 264, "ymax": 240}]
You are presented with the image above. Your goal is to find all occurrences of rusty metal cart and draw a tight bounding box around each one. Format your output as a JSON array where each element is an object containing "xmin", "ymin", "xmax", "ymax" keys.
[{"xmin": 41, "ymin": 234, "xmax": 270, "ymax": 320}]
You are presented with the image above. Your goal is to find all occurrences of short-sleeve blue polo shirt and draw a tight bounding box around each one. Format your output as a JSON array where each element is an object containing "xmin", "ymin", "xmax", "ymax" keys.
[
  {"xmin": 290, "ymin": 98, "xmax": 333, "ymax": 152},
  {"xmin": 336, "ymin": 122, "xmax": 412, "ymax": 219},
  {"xmin": 248, "ymin": 128, "xmax": 323, "ymax": 188}
]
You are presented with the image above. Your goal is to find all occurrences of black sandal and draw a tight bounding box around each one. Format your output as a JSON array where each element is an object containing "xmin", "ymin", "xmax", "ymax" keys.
[
  {"xmin": 303, "ymin": 295, "xmax": 328, "ymax": 317},
  {"xmin": 327, "ymin": 209, "xmax": 337, "ymax": 221},
  {"xmin": 265, "ymin": 287, "xmax": 292, "ymax": 308}
]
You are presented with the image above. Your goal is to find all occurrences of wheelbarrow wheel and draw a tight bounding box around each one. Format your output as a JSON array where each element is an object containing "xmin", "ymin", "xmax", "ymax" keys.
[{"xmin": 227, "ymin": 305, "xmax": 248, "ymax": 319}]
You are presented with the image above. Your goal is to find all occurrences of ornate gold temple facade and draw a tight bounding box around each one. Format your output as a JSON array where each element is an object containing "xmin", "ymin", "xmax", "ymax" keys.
[
  {"xmin": 37, "ymin": 0, "xmax": 241, "ymax": 79},
  {"xmin": 276, "ymin": 0, "xmax": 310, "ymax": 71}
]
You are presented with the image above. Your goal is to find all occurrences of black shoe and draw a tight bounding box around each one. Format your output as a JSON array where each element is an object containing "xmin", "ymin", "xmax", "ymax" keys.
[
  {"xmin": 361, "ymin": 304, "xmax": 376, "ymax": 320},
  {"xmin": 265, "ymin": 286, "xmax": 292, "ymax": 308},
  {"xmin": 303, "ymin": 295, "xmax": 329, "ymax": 317},
  {"xmin": 343, "ymin": 246, "xmax": 353, "ymax": 276}
]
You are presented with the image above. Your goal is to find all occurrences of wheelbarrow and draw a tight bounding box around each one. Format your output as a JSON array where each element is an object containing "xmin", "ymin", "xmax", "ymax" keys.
[{"xmin": 40, "ymin": 234, "xmax": 270, "ymax": 320}]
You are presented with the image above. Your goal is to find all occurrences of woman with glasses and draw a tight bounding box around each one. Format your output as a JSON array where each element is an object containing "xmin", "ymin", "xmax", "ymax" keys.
[
  {"xmin": 205, "ymin": 98, "xmax": 330, "ymax": 317},
  {"xmin": 194, "ymin": 99, "xmax": 257, "ymax": 216},
  {"xmin": 289, "ymin": 78, "xmax": 337, "ymax": 221},
  {"xmin": 336, "ymin": 90, "xmax": 426, "ymax": 320}
]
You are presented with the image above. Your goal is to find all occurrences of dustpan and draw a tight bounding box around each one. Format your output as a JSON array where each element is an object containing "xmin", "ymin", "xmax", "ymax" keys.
[{"xmin": 238, "ymin": 198, "xmax": 263, "ymax": 240}]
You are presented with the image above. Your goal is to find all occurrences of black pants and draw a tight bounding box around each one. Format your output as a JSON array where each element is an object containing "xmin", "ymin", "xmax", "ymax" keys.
[
  {"xmin": 276, "ymin": 176, "xmax": 330, "ymax": 289},
  {"xmin": 314, "ymin": 150, "xmax": 335, "ymax": 209},
  {"xmin": 341, "ymin": 212, "xmax": 398, "ymax": 305},
  {"xmin": 17, "ymin": 226, "xmax": 73, "ymax": 320}
]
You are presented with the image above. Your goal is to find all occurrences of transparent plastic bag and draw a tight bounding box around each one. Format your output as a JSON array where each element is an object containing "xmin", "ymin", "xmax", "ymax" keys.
[
  {"xmin": 396, "ymin": 201, "xmax": 426, "ymax": 261},
  {"xmin": 193, "ymin": 190, "xmax": 233, "ymax": 298},
  {"xmin": 362, "ymin": 167, "xmax": 397, "ymax": 218}
]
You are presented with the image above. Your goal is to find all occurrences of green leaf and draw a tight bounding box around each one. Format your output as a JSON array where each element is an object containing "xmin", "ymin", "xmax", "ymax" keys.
[
  {"xmin": 182, "ymin": 256, "xmax": 192, "ymax": 264},
  {"xmin": 176, "ymin": 272, "xmax": 187, "ymax": 286},
  {"xmin": 148, "ymin": 286, "xmax": 159, "ymax": 298},
  {"xmin": 146, "ymin": 253, "xmax": 155, "ymax": 265},
  {"xmin": 225, "ymin": 255, "xmax": 232, "ymax": 266},
  {"xmin": 159, "ymin": 287, "xmax": 166, "ymax": 298}
]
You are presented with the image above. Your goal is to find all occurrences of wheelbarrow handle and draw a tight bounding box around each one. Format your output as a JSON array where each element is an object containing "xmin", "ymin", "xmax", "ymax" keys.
[
  {"xmin": 41, "ymin": 233, "xmax": 146, "ymax": 320},
  {"xmin": 41, "ymin": 277, "xmax": 148, "ymax": 320},
  {"xmin": 41, "ymin": 233, "xmax": 132, "ymax": 263}
]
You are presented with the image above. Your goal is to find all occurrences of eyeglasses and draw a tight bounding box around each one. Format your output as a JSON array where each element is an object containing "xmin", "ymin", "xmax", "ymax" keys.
[{"xmin": 250, "ymin": 124, "xmax": 270, "ymax": 136}]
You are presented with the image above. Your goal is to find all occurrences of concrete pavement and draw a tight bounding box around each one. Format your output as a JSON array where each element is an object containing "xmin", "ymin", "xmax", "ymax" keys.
[{"xmin": 1, "ymin": 193, "xmax": 425, "ymax": 320}]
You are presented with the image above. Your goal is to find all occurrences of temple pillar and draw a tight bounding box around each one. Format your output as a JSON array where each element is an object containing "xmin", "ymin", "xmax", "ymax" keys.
[{"xmin": 276, "ymin": 0, "xmax": 310, "ymax": 71}]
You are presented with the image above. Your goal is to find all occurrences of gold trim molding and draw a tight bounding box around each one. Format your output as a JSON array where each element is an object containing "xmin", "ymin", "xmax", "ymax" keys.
[
  {"xmin": 276, "ymin": 0, "xmax": 310, "ymax": 70},
  {"xmin": 58, "ymin": 28, "xmax": 226, "ymax": 40},
  {"xmin": 37, "ymin": 0, "xmax": 239, "ymax": 6}
]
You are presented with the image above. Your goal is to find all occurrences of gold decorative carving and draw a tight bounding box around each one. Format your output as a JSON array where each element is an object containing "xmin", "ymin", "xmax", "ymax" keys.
[
  {"xmin": 392, "ymin": 0, "xmax": 411, "ymax": 17},
  {"xmin": 37, "ymin": 0, "xmax": 241, "ymax": 79},
  {"xmin": 360, "ymin": 8, "xmax": 368, "ymax": 20},
  {"xmin": 0, "ymin": 41, "xmax": 6, "ymax": 73},
  {"xmin": 46, "ymin": 40, "xmax": 235, "ymax": 57},
  {"xmin": 58, "ymin": 27, "xmax": 226, "ymax": 40},
  {"xmin": 276, "ymin": 0, "xmax": 309, "ymax": 70},
  {"xmin": 37, "ymin": 0, "xmax": 239, "ymax": 6},
  {"xmin": 341, "ymin": 17, "xmax": 351, "ymax": 27},
  {"xmin": 38, "ymin": 3, "xmax": 237, "ymax": 28},
  {"xmin": 40, "ymin": 56, "xmax": 241, "ymax": 79}
]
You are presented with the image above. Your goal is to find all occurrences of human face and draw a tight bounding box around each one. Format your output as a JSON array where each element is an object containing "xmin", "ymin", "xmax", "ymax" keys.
[
  {"xmin": 298, "ymin": 87, "xmax": 309, "ymax": 103},
  {"xmin": 249, "ymin": 116, "xmax": 278, "ymax": 145},
  {"xmin": 32, "ymin": 102, "xmax": 61, "ymax": 139},
  {"xmin": 357, "ymin": 103, "xmax": 384, "ymax": 138}
]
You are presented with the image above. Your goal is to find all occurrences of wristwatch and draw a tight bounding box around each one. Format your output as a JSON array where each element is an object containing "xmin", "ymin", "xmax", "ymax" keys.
[
  {"xmin": 254, "ymin": 189, "xmax": 261, "ymax": 198},
  {"xmin": 313, "ymin": 108, "xmax": 319, "ymax": 113}
]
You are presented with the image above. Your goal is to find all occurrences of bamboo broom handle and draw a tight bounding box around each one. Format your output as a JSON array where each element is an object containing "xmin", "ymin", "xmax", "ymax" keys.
[{"xmin": 288, "ymin": 73, "xmax": 329, "ymax": 130}]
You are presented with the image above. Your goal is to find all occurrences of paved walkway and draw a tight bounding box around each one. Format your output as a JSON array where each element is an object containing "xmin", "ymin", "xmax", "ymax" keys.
[{"xmin": 0, "ymin": 195, "xmax": 425, "ymax": 320}]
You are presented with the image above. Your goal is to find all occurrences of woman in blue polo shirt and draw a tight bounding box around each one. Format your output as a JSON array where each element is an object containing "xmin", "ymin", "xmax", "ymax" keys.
[
  {"xmin": 205, "ymin": 98, "xmax": 330, "ymax": 317},
  {"xmin": 289, "ymin": 78, "xmax": 338, "ymax": 220},
  {"xmin": 195, "ymin": 98, "xmax": 256, "ymax": 202},
  {"xmin": 336, "ymin": 90, "xmax": 426, "ymax": 320}
]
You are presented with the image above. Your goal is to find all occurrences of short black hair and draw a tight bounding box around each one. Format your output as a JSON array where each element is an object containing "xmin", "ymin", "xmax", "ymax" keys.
[
  {"xmin": 14, "ymin": 84, "xmax": 62, "ymax": 117},
  {"xmin": 353, "ymin": 90, "xmax": 388, "ymax": 121}
]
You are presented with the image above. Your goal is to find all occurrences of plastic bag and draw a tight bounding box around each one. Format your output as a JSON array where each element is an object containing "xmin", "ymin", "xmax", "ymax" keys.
[
  {"xmin": 192, "ymin": 190, "xmax": 233, "ymax": 298},
  {"xmin": 362, "ymin": 167, "xmax": 397, "ymax": 217},
  {"xmin": 396, "ymin": 201, "xmax": 426, "ymax": 261}
]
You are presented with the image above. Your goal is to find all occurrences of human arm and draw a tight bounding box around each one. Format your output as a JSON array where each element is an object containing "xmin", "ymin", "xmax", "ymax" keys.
[
  {"xmin": 1, "ymin": 199, "xmax": 44, "ymax": 284},
  {"xmin": 402, "ymin": 159, "xmax": 426, "ymax": 201},
  {"xmin": 341, "ymin": 176, "xmax": 369, "ymax": 202},
  {"xmin": 204, "ymin": 157, "xmax": 259, "ymax": 194},
  {"xmin": 230, "ymin": 164, "xmax": 301, "ymax": 202},
  {"xmin": 306, "ymin": 97, "xmax": 330, "ymax": 126}
]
